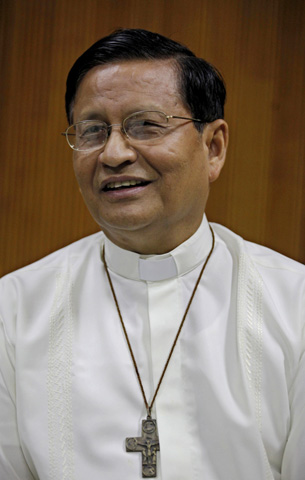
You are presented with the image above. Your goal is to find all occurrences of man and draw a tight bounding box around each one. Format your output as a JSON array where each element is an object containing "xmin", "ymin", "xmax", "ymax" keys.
[{"xmin": 0, "ymin": 29, "xmax": 304, "ymax": 480}]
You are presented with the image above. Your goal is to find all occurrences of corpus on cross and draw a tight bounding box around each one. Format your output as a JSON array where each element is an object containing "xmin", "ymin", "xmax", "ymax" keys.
[{"xmin": 126, "ymin": 417, "xmax": 160, "ymax": 478}]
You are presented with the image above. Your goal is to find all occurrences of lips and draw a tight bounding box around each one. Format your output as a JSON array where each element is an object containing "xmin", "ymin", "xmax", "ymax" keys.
[{"xmin": 102, "ymin": 178, "xmax": 151, "ymax": 192}]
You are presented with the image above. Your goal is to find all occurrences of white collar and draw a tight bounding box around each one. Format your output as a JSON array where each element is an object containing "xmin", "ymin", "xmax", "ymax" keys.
[{"xmin": 103, "ymin": 215, "xmax": 213, "ymax": 282}]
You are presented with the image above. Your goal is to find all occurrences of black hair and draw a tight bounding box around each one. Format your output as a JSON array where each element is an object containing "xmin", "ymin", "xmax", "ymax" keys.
[{"xmin": 65, "ymin": 28, "xmax": 226, "ymax": 130}]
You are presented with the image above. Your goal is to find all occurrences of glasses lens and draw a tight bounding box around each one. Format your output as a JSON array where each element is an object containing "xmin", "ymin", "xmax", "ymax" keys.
[
  {"xmin": 67, "ymin": 121, "xmax": 108, "ymax": 151},
  {"xmin": 124, "ymin": 111, "xmax": 168, "ymax": 141}
]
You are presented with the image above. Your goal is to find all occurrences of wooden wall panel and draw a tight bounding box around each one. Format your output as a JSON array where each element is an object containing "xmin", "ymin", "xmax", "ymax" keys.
[{"xmin": 1, "ymin": 0, "xmax": 304, "ymax": 277}]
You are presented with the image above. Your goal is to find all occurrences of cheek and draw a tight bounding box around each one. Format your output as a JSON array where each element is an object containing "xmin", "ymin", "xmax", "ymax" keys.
[
  {"xmin": 161, "ymin": 147, "xmax": 207, "ymax": 189},
  {"xmin": 158, "ymin": 161, "xmax": 207, "ymax": 212},
  {"xmin": 73, "ymin": 155, "xmax": 95, "ymax": 190}
]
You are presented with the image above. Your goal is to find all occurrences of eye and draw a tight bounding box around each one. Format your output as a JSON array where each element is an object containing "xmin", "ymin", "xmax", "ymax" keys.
[
  {"xmin": 126, "ymin": 113, "xmax": 168, "ymax": 140},
  {"xmin": 131, "ymin": 119, "xmax": 162, "ymax": 131},
  {"xmin": 80, "ymin": 123, "xmax": 107, "ymax": 138},
  {"xmin": 72, "ymin": 121, "xmax": 108, "ymax": 149}
]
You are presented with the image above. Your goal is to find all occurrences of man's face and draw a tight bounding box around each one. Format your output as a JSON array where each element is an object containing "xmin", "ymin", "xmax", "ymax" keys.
[{"xmin": 72, "ymin": 60, "xmax": 226, "ymax": 253}]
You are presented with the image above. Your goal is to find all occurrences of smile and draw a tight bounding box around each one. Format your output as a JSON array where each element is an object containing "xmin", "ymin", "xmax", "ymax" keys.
[{"xmin": 103, "ymin": 180, "xmax": 150, "ymax": 191}]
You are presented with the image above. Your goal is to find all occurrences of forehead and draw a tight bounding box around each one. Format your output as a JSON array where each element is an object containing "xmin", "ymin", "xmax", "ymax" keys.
[{"xmin": 73, "ymin": 59, "xmax": 185, "ymax": 119}]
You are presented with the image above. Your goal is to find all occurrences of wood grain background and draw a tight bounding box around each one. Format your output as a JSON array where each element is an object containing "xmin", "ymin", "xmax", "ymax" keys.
[{"xmin": 1, "ymin": 0, "xmax": 304, "ymax": 277}]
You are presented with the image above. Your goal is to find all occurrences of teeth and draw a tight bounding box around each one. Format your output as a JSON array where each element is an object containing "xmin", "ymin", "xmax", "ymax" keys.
[{"xmin": 106, "ymin": 180, "xmax": 144, "ymax": 189}]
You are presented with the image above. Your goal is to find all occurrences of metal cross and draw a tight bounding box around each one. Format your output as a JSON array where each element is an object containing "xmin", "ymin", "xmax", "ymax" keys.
[{"xmin": 126, "ymin": 416, "xmax": 160, "ymax": 478}]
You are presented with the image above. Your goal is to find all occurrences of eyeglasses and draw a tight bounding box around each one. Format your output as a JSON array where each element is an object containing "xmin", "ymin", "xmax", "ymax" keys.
[{"xmin": 62, "ymin": 110, "xmax": 205, "ymax": 152}]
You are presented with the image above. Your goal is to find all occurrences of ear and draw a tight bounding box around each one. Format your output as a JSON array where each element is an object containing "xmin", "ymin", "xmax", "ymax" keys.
[{"xmin": 204, "ymin": 119, "xmax": 229, "ymax": 183}]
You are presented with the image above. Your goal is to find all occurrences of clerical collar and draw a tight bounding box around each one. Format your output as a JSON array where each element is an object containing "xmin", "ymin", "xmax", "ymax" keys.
[{"xmin": 103, "ymin": 215, "xmax": 213, "ymax": 282}]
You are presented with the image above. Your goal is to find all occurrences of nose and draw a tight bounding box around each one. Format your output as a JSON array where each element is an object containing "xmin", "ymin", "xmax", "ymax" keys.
[{"xmin": 98, "ymin": 125, "xmax": 137, "ymax": 168}]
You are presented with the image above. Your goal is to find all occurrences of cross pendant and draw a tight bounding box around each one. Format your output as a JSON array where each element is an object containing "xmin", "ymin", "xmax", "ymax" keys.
[{"xmin": 126, "ymin": 416, "xmax": 160, "ymax": 478}]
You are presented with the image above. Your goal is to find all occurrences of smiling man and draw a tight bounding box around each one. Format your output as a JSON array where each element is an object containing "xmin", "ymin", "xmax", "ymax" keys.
[
  {"xmin": 0, "ymin": 29, "xmax": 304, "ymax": 480},
  {"xmin": 72, "ymin": 60, "xmax": 226, "ymax": 253}
]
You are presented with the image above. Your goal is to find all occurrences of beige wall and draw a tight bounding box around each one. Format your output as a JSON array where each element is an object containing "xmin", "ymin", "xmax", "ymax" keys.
[{"xmin": 1, "ymin": 0, "xmax": 305, "ymax": 276}]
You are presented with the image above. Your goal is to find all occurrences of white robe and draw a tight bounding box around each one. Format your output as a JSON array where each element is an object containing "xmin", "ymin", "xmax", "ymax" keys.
[{"xmin": 0, "ymin": 216, "xmax": 305, "ymax": 480}]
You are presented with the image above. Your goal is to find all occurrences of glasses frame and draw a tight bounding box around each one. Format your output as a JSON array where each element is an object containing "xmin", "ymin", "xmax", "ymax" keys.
[{"xmin": 61, "ymin": 110, "xmax": 205, "ymax": 152}]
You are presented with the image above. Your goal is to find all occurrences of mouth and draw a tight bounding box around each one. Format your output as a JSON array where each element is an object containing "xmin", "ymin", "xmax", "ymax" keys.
[{"xmin": 102, "ymin": 179, "xmax": 151, "ymax": 192}]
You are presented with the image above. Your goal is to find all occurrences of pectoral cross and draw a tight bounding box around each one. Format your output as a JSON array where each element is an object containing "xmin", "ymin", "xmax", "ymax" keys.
[{"xmin": 126, "ymin": 416, "xmax": 160, "ymax": 478}]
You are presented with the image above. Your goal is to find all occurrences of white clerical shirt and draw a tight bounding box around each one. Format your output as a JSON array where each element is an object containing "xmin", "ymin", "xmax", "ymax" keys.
[{"xmin": 0, "ymin": 216, "xmax": 305, "ymax": 480}]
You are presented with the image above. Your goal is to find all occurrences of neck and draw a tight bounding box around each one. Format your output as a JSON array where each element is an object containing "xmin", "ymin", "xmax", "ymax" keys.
[
  {"xmin": 103, "ymin": 215, "xmax": 212, "ymax": 282},
  {"xmin": 102, "ymin": 218, "xmax": 204, "ymax": 255}
]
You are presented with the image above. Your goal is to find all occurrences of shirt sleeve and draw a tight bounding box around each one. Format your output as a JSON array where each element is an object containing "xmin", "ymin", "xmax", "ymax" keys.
[
  {"xmin": 281, "ymin": 300, "xmax": 305, "ymax": 479},
  {"xmin": 0, "ymin": 293, "xmax": 36, "ymax": 480}
]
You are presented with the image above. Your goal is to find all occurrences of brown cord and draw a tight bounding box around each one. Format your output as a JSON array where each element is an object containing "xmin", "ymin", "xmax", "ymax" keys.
[{"xmin": 102, "ymin": 226, "xmax": 215, "ymax": 416}]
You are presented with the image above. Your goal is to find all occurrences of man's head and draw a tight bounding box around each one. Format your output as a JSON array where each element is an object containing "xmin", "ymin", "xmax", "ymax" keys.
[
  {"xmin": 65, "ymin": 29, "xmax": 228, "ymax": 254},
  {"xmin": 65, "ymin": 28, "xmax": 226, "ymax": 127}
]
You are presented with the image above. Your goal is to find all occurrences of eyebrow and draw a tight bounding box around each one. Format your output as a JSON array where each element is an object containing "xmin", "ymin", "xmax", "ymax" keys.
[
  {"xmin": 74, "ymin": 107, "xmax": 166, "ymax": 123},
  {"xmin": 75, "ymin": 111, "xmax": 106, "ymax": 122}
]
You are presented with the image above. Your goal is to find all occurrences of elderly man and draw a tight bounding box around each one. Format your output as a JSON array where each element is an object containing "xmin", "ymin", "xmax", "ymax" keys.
[{"xmin": 0, "ymin": 29, "xmax": 304, "ymax": 480}]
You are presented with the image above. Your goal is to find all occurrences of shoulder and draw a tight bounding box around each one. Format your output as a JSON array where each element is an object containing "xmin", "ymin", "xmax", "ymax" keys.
[
  {"xmin": 211, "ymin": 222, "xmax": 305, "ymax": 276},
  {"xmin": 0, "ymin": 232, "xmax": 105, "ymax": 340},
  {"xmin": 0, "ymin": 231, "xmax": 105, "ymax": 291},
  {"xmin": 212, "ymin": 222, "xmax": 305, "ymax": 319},
  {"xmin": 212, "ymin": 222, "xmax": 305, "ymax": 349},
  {"xmin": 0, "ymin": 232, "xmax": 106, "ymax": 350}
]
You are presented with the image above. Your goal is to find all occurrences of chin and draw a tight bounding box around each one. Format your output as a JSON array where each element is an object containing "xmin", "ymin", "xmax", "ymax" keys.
[
  {"xmin": 97, "ymin": 215, "xmax": 155, "ymax": 233},
  {"xmin": 95, "ymin": 206, "xmax": 161, "ymax": 231}
]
